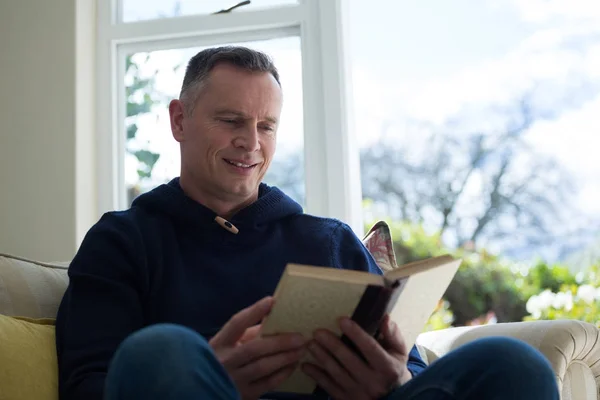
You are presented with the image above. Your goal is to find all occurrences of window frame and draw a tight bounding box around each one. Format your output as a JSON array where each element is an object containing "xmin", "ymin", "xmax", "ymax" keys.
[{"xmin": 96, "ymin": 0, "xmax": 364, "ymax": 234}]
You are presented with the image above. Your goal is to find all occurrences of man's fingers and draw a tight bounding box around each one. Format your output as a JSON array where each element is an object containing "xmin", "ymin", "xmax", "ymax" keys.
[
  {"xmin": 239, "ymin": 325, "xmax": 262, "ymax": 345},
  {"xmin": 338, "ymin": 317, "xmax": 391, "ymax": 368},
  {"xmin": 311, "ymin": 332, "xmax": 372, "ymax": 385},
  {"xmin": 225, "ymin": 333, "xmax": 305, "ymax": 368},
  {"xmin": 210, "ymin": 297, "xmax": 273, "ymax": 347},
  {"xmin": 302, "ymin": 363, "xmax": 347, "ymax": 400},
  {"xmin": 233, "ymin": 348, "xmax": 304, "ymax": 383},
  {"xmin": 246, "ymin": 364, "xmax": 298, "ymax": 399}
]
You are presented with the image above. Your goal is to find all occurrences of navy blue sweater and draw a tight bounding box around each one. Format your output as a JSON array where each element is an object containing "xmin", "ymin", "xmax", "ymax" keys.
[{"xmin": 55, "ymin": 178, "xmax": 427, "ymax": 399}]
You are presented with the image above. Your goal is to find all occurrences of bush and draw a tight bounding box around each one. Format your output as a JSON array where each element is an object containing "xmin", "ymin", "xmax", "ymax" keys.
[
  {"xmin": 520, "ymin": 261, "xmax": 578, "ymax": 299},
  {"xmin": 423, "ymin": 300, "xmax": 455, "ymax": 331},
  {"xmin": 379, "ymin": 221, "xmax": 529, "ymax": 325},
  {"xmin": 524, "ymin": 265, "xmax": 600, "ymax": 326},
  {"xmin": 366, "ymin": 219, "xmax": 599, "ymax": 330}
]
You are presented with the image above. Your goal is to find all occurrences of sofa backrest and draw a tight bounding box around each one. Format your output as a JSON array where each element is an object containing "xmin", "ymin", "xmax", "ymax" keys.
[
  {"xmin": 0, "ymin": 246, "xmax": 432, "ymax": 363},
  {"xmin": 0, "ymin": 221, "xmax": 395, "ymax": 321},
  {"xmin": 0, "ymin": 253, "xmax": 69, "ymax": 319}
]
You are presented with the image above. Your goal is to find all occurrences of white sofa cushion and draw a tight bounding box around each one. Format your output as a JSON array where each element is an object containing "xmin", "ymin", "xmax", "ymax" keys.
[
  {"xmin": 416, "ymin": 319, "xmax": 600, "ymax": 400},
  {"xmin": 0, "ymin": 253, "xmax": 69, "ymax": 319}
]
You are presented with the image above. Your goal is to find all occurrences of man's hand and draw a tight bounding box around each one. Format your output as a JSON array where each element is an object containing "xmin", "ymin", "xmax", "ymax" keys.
[
  {"xmin": 301, "ymin": 314, "xmax": 411, "ymax": 400},
  {"xmin": 209, "ymin": 297, "xmax": 306, "ymax": 400}
]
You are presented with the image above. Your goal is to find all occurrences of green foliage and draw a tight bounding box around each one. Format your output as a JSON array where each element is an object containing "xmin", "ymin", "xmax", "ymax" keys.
[
  {"xmin": 373, "ymin": 220, "xmax": 526, "ymax": 325},
  {"xmin": 125, "ymin": 54, "xmax": 161, "ymax": 181},
  {"xmin": 133, "ymin": 150, "xmax": 161, "ymax": 179},
  {"xmin": 581, "ymin": 264, "xmax": 600, "ymax": 286},
  {"xmin": 127, "ymin": 101, "xmax": 153, "ymax": 118},
  {"xmin": 519, "ymin": 260, "xmax": 578, "ymax": 299},
  {"xmin": 387, "ymin": 221, "xmax": 446, "ymax": 266},
  {"xmin": 423, "ymin": 300, "xmax": 454, "ymax": 331},
  {"xmin": 524, "ymin": 265, "xmax": 600, "ymax": 326},
  {"xmin": 446, "ymin": 255, "xmax": 528, "ymax": 325},
  {"xmin": 127, "ymin": 124, "xmax": 138, "ymax": 141},
  {"xmin": 365, "ymin": 218, "xmax": 600, "ymax": 331}
]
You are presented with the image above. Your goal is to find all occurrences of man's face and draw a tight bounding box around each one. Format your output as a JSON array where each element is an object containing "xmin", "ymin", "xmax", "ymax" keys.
[{"xmin": 171, "ymin": 63, "xmax": 282, "ymax": 203}]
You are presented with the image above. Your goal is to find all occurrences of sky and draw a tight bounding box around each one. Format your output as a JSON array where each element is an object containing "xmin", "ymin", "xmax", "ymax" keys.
[
  {"xmin": 347, "ymin": 0, "xmax": 600, "ymax": 217},
  {"xmin": 123, "ymin": 0, "xmax": 600, "ymax": 258}
]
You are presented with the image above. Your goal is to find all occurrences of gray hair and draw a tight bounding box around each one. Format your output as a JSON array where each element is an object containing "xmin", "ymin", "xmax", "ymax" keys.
[{"xmin": 179, "ymin": 46, "xmax": 281, "ymax": 115}]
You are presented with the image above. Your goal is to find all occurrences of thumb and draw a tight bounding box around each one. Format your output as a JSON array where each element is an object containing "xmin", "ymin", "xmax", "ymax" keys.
[
  {"xmin": 239, "ymin": 324, "xmax": 262, "ymax": 344},
  {"xmin": 210, "ymin": 297, "xmax": 273, "ymax": 347},
  {"xmin": 380, "ymin": 314, "xmax": 407, "ymax": 356}
]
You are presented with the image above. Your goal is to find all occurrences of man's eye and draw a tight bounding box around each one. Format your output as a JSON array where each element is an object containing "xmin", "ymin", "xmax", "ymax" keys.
[
  {"xmin": 260, "ymin": 125, "xmax": 275, "ymax": 132},
  {"xmin": 221, "ymin": 119, "xmax": 236, "ymax": 124}
]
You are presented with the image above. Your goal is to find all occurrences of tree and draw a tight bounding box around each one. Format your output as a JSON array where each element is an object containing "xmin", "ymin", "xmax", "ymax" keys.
[
  {"xmin": 125, "ymin": 55, "xmax": 161, "ymax": 189},
  {"xmin": 124, "ymin": 54, "xmax": 183, "ymax": 203},
  {"xmin": 360, "ymin": 93, "xmax": 588, "ymax": 260}
]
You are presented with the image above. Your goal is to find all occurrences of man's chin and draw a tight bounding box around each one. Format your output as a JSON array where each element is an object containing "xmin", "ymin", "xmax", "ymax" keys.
[{"xmin": 223, "ymin": 182, "xmax": 259, "ymax": 199}]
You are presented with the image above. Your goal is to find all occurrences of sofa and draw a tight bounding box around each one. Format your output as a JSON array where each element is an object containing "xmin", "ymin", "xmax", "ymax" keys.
[{"xmin": 1, "ymin": 252, "xmax": 600, "ymax": 400}]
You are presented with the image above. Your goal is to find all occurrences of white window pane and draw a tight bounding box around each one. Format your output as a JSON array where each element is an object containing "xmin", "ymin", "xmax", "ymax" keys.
[
  {"xmin": 124, "ymin": 36, "xmax": 304, "ymax": 206},
  {"xmin": 121, "ymin": 0, "xmax": 298, "ymax": 23},
  {"xmin": 349, "ymin": 0, "xmax": 600, "ymax": 267}
]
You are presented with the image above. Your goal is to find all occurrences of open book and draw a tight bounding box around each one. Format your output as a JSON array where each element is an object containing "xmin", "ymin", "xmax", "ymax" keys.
[{"xmin": 260, "ymin": 255, "xmax": 461, "ymax": 395}]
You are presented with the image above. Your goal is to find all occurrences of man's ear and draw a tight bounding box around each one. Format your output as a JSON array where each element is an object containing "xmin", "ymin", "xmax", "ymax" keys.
[{"xmin": 169, "ymin": 99, "xmax": 186, "ymax": 143}]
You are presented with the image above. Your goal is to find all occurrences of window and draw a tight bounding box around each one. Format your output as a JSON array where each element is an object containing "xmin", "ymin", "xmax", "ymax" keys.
[
  {"xmin": 124, "ymin": 36, "xmax": 304, "ymax": 206},
  {"xmin": 98, "ymin": 0, "xmax": 362, "ymax": 232},
  {"xmin": 98, "ymin": 0, "xmax": 600, "ymax": 328},
  {"xmin": 121, "ymin": 0, "xmax": 298, "ymax": 23},
  {"xmin": 348, "ymin": 0, "xmax": 600, "ymax": 326}
]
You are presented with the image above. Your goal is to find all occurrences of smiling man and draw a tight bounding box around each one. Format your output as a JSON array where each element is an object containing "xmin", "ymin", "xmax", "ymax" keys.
[
  {"xmin": 173, "ymin": 60, "xmax": 281, "ymax": 219},
  {"xmin": 55, "ymin": 46, "xmax": 559, "ymax": 400}
]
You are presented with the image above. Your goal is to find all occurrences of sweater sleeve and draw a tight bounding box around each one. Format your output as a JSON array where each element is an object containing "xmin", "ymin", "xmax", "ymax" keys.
[
  {"xmin": 328, "ymin": 222, "xmax": 428, "ymax": 378},
  {"xmin": 55, "ymin": 213, "xmax": 148, "ymax": 400}
]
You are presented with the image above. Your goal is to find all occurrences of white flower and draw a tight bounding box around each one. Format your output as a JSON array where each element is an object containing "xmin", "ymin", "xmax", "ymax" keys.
[
  {"xmin": 577, "ymin": 285, "xmax": 597, "ymax": 304},
  {"xmin": 551, "ymin": 291, "xmax": 575, "ymax": 311},
  {"xmin": 526, "ymin": 294, "xmax": 542, "ymax": 318},
  {"xmin": 443, "ymin": 313, "xmax": 454, "ymax": 324},
  {"xmin": 538, "ymin": 290, "xmax": 556, "ymax": 310},
  {"xmin": 552, "ymin": 292, "xmax": 565, "ymax": 309},
  {"xmin": 564, "ymin": 291, "xmax": 574, "ymax": 311},
  {"xmin": 552, "ymin": 292, "xmax": 567, "ymax": 309}
]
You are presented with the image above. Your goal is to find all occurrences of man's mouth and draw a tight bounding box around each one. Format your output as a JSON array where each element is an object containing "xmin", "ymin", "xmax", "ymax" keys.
[{"xmin": 224, "ymin": 159, "xmax": 257, "ymax": 169}]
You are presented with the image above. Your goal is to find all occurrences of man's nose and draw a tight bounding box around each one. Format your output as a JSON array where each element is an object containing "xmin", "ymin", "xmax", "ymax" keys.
[{"xmin": 233, "ymin": 125, "xmax": 260, "ymax": 152}]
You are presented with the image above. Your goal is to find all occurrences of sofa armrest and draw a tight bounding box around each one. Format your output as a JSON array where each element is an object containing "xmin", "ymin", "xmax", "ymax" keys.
[{"xmin": 416, "ymin": 320, "xmax": 600, "ymax": 400}]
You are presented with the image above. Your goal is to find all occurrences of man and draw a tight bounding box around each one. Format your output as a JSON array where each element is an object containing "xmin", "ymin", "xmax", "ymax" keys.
[{"xmin": 56, "ymin": 46, "xmax": 559, "ymax": 400}]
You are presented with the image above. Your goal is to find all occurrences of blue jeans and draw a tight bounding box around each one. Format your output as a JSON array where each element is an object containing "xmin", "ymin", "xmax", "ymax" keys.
[{"xmin": 104, "ymin": 323, "xmax": 559, "ymax": 400}]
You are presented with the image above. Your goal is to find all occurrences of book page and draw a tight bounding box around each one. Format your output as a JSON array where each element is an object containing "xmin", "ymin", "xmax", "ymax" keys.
[
  {"xmin": 388, "ymin": 259, "xmax": 461, "ymax": 351},
  {"xmin": 261, "ymin": 274, "xmax": 371, "ymax": 394}
]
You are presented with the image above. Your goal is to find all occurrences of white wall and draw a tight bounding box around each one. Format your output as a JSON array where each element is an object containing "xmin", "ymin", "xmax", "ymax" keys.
[{"xmin": 0, "ymin": 0, "xmax": 95, "ymax": 261}]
